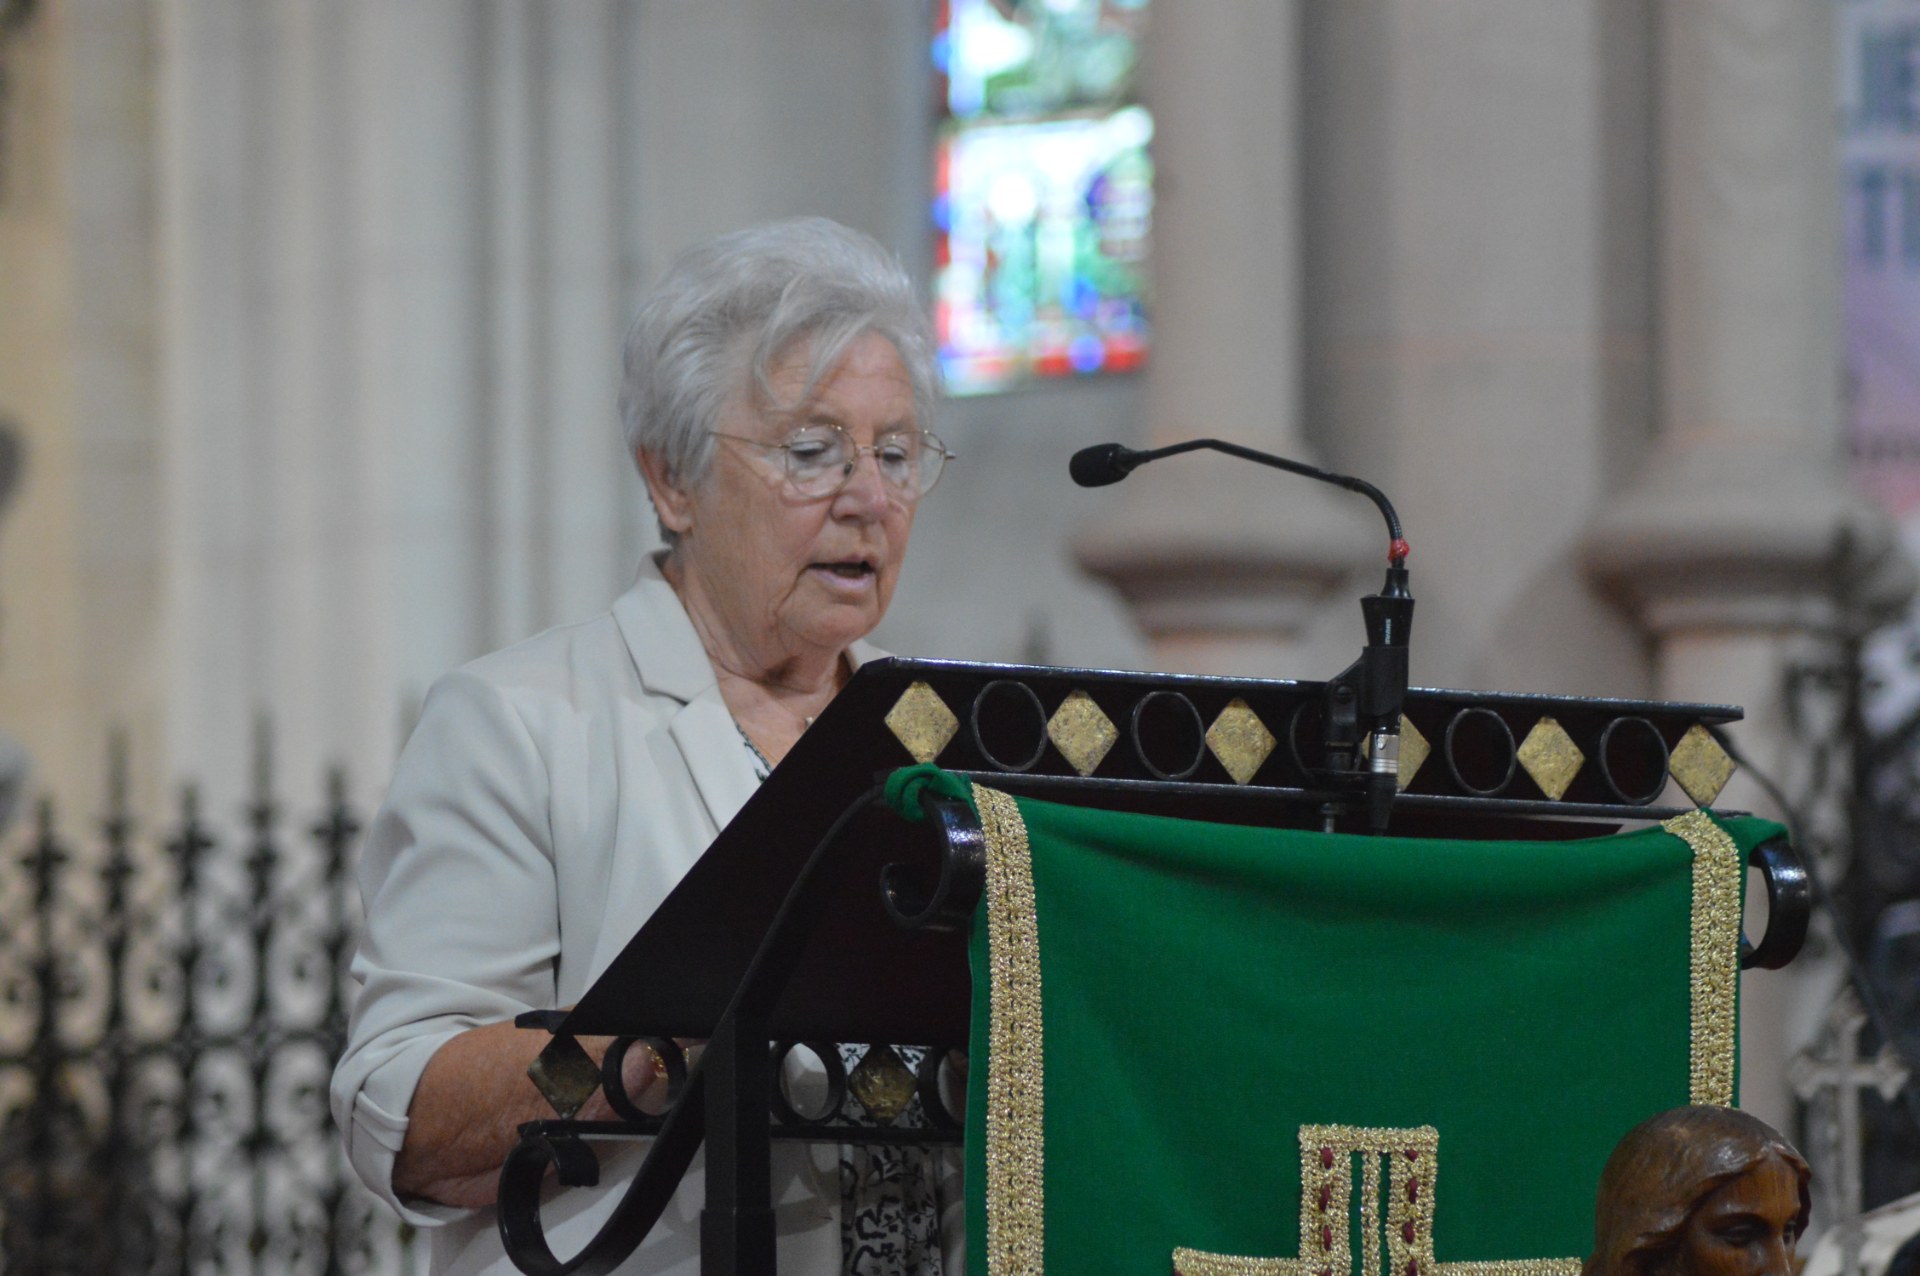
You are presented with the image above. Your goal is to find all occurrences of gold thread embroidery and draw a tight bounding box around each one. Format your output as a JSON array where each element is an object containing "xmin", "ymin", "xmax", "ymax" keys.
[
  {"xmin": 1306, "ymin": 1127, "xmax": 1438, "ymax": 1276},
  {"xmin": 1661, "ymin": 810, "xmax": 1742, "ymax": 1107},
  {"xmin": 974, "ymin": 783, "xmax": 1045, "ymax": 1275},
  {"xmin": 1363, "ymin": 1145, "xmax": 1383, "ymax": 1276},
  {"xmin": 1386, "ymin": 1135, "xmax": 1432, "ymax": 1276},
  {"xmin": 1173, "ymin": 1250, "xmax": 1300, "ymax": 1276},
  {"xmin": 1177, "ymin": 1125, "xmax": 1580, "ymax": 1276}
]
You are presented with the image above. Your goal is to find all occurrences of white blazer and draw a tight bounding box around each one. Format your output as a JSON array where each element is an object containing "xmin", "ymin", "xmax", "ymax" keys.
[{"xmin": 330, "ymin": 555, "xmax": 883, "ymax": 1275}]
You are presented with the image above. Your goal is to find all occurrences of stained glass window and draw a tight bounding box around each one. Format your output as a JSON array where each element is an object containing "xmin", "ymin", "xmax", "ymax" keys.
[{"xmin": 933, "ymin": 0, "xmax": 1153, "ymax": 395}]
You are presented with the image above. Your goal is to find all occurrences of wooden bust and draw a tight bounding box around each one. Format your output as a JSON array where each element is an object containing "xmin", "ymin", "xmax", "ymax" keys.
[{"xmin": 1586, "ymin": 1106, "xmax": 1812, "ymax": 1276}]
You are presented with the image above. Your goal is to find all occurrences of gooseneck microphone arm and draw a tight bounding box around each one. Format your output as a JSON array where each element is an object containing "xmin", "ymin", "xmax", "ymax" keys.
[
  {"xmin": 1070, "ymin": 437, "xmax": 1414, "ymax": 833},
  {"xmin": 1069, "ymin": 439, "xmax": 1408, "ymax": 565}
]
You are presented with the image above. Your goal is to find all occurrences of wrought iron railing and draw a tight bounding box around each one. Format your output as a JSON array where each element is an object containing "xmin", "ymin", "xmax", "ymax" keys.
[
  {"xmin": 1770, "ymin": 629, "xmax": 1920, "ymax": 1220},
  {"xmin": 0, "ymin": 735, "xmax": 419, "ymax": 1275},
  {"xmin": 1825, "ymin": 633, "xmax": 1920, "ymax": 1213}
]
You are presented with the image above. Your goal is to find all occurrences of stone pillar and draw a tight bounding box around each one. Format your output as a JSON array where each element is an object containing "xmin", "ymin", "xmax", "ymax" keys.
[
  {"xmin": 1581, "ymin": 0, "xmax": 1911, "ymax": 1133},
  {"xmin": 0, "ymin": 2, "xmax": 81, "ymax": 813},
  {"xmin": 1075, "ymin": 0, "xmax": 1375, "ymax": 679},
  {"xmin": 1299, "ymin": 0, "xmax": 1659, "ymax": 699},
  {"xmin": 157, "ymin": 1, "xmax": 659, "ymax": 809},
  {"xmin": 158, "ymin": 0, "xmax": 442, "ymax": 811}
]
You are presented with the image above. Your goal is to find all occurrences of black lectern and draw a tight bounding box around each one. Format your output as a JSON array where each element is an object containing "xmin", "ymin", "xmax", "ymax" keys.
[{"xmin": 494, "ymin": 657, "xmax": 1810, "ymax": 1275}]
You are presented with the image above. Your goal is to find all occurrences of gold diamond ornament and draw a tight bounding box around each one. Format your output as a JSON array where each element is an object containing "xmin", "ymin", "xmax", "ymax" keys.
[
  {"xmin": 1397, "ymin": 715, "xmax": 1430, "ymax": 791},
  {"xmin": 848, "ymin": 1044, "xmax": 917, "ymax": 1124},
  {"xmin": 884, "ymin": 681, "xmax": 959, "ymax": 763},
  {"xmin": 1047, "ymin": 690, "xmax": 1118, "ymax": 776},
  {"xmin": 1669, "ymin": 724, "xmax": 1736, "ymax": 807},
  {"xmin": 527, "ymin": 1034, "xmax": 603, "ymax": 1118},
  {"xmin": 1516, "ymin": 716, "xmax": 1585, "ymax": 801},
  {"xmin": 1206, "ymin": 698, "xmax": 1276, "ymax": 786}
]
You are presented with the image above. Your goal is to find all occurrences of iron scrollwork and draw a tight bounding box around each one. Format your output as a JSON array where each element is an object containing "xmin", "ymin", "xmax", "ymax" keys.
[{"xmin": 0, "ymin": 731, "xmax": 419, "ymax": 1273}]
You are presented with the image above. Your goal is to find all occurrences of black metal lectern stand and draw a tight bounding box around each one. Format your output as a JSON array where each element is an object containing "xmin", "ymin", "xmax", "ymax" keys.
[{"xmin": 494, "ymin": 657, "xmax": 1811, "ymax": 1275}]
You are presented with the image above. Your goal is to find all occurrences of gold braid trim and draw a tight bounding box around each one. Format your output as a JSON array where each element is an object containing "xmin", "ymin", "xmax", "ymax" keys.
[
  {"xmin": 974, "ymin": 784, "xmax": 1046, "ymax": 1275},
  {"xmin": 1175, "ymin": 1251, "xmax": 1582, "ymax": 1276},
  {"xmin": 1660, "ymin": 810, "xmax": 1742, "ymax": 1106}
]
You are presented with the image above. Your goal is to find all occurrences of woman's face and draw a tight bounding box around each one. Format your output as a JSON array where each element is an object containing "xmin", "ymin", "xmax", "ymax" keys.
[
  {"xmin": 1664, "ymin": 1156, "xmax": 1803, "ymax": 1276},
  {"xmin": 646, "ymin": 331, "xmax": 919, "ymax": 668}
]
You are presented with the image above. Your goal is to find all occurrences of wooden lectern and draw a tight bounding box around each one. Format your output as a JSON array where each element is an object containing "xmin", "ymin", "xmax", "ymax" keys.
[{"xmin": 493, "ymin": 657, "xmax": 1810, "ymax": 1275}]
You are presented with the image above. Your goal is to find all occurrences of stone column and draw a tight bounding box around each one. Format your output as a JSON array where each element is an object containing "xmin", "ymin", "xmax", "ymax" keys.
[
  {"xmin": 1581, "ymin": 0, "xmax": 1911, "ymax": 1133},
  {"xmin": 0, "ymin": 0, "xmax": 171, "ymax": 817},
  {"xmin": 158, "ymin": 1, "xmax": 658, "ymax": 808},
  {"xmin": 1074, "ymin": 0, "xmax": 1375, "ymax": 679}
]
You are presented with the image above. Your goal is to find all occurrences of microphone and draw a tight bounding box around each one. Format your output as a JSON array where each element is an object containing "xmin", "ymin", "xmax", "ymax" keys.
[
  {"xmin": 1067, "ymin": 443, "xmax": 1142, "ymax": 488},
  {"xmin": 1071, "ymin": 437, "xmax": 1414, "ymax": 833},
  {"xmin": 1069, "ymin": 438, "xmax": 1408, "ymax": 567}
]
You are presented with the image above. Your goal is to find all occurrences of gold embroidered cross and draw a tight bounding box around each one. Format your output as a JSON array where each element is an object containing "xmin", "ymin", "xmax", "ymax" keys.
[{"xmin": 1173, "ymin": 1125, "xmax": 1581, "ymax": 1276}]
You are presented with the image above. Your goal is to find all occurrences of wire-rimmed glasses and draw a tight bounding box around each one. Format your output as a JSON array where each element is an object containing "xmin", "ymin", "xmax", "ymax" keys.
[{"xmin": 710, "ymin": 423, "xmax": 955, "ymax": 501}]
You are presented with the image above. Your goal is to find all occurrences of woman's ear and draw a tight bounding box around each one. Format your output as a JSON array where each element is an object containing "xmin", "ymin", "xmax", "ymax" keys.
[{"xmin": 637, "ymin": 448, "xmax": 694, "ymax": 537}]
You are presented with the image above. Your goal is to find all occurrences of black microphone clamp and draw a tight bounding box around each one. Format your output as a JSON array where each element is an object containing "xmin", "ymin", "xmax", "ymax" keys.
[{"xmin": 1320, "ymin": 564, "xmax": 1413, "ymax": 834}]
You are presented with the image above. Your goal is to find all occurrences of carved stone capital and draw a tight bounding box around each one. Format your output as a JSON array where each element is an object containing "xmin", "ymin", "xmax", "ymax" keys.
[{"xmin": 1580, "ymin": 438, "xmax": 1913, "ymax": 637}]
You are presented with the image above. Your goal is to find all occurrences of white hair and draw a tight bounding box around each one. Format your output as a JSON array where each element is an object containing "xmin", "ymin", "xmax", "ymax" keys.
[{"xmin": 619, "ymin": 217, "xmax": 938, "ymax": 542}]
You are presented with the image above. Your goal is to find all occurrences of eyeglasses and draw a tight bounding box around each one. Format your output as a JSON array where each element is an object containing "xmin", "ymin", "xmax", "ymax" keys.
[{"xmin": 711, "ymin": 423, "xmax": 955, "ymax": 501}]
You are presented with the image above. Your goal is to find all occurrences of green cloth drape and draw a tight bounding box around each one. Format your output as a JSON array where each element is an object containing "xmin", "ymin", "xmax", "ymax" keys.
[{"xmin": 933, "ymin": 778, "xmax": 1777, "ymax": 1276}]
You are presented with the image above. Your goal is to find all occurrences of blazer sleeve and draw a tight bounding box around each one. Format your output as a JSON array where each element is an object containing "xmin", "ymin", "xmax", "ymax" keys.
[{"xmin": 328, "ymin": 666, "xmax": 563, "ymax": 1226}]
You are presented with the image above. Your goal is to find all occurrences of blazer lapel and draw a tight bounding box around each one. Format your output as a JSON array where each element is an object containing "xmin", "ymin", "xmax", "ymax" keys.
[
  {"xmin": 612, "ymin": 554, "xmax": 893, "ymax": 835},
  {"xmin": 612, "ymin": 557, "xmax": 762, "ymax": 835},
  {"xmin": 669, "ymin": 686, "xmax": 762, "ymax": 835}
]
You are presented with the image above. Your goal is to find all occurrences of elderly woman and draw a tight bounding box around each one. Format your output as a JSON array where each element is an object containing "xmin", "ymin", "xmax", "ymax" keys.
[
  {"xmin": 331, "ymin": 218, "xmax": 955, "ymax": 1274},
  {"xmin": 1585, "ymin": 1106, "xmax": 1812, "ymax": 1276}
]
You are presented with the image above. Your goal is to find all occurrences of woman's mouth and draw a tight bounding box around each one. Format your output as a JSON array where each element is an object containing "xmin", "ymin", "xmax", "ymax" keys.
[{"xmin": 810, "ymin": 559, "xmax": 877, "ymax": 586}]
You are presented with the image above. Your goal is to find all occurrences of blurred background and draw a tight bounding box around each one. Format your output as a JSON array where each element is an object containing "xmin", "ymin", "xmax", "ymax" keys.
[{"xmin": 1, "ymin": 0, "xmax": 1918, "ymax": 1271}]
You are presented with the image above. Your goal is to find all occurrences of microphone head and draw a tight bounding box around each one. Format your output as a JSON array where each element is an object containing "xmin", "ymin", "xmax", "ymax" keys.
[{"xmin": 1069, "ymin": 443, "xmax": 1138, "ymax": 488}]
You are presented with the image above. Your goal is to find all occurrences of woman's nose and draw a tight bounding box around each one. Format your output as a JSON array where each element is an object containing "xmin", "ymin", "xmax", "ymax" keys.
[{"xmin": 832, "ymin": 449, "xmax": 893, "ymax": 514}]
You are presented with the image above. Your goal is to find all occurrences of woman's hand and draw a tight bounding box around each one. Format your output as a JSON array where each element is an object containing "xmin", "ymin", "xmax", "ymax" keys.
[
  {"xmin": 392, "ymin": 1018, "xmax": 564, "ymax": 1209},
  {"xmin": 579, "ymin": 1037, "xmax": 701, "ymax": 1121},
  {"xmin": 393, "ymin": 1021, "xmax": 702, "ymax": 1210}
]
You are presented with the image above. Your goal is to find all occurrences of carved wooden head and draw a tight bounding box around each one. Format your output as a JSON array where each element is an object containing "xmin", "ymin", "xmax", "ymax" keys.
[{"xmin": 1586, "ymin": 1106, "xmax": 1812, "ymax": 1276}]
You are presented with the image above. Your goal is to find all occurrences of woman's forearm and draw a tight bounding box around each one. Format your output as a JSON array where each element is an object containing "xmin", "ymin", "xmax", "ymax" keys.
[{"xmin": 394, "ymin": 1019, "xmax": 654, "ymax": 1209}]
